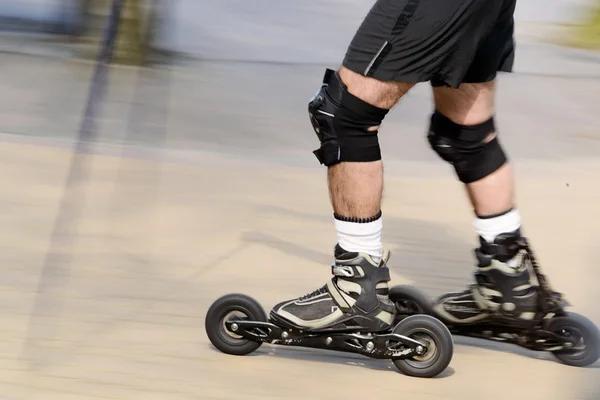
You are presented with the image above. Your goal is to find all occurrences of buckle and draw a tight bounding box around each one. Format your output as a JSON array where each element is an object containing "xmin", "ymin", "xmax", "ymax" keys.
[{"xmin": 332, "ymin": 264, "xmax": 355, "ymax": 278}]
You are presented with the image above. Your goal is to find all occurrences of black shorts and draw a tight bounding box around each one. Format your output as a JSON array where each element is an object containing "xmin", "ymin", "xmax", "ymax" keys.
[{"xmin": 342, "ymin": 0, "xmax": 517, "ymax": 88}]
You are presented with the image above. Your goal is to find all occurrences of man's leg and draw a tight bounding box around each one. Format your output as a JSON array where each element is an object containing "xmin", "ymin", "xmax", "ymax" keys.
[
  {"xmin": 270, "ymin": 67, "xmax": 414, "ymax": 333},
  {"xmin": 429, "ymin": 81, "xmax": 538, "ymax": 325},
  {"xmin": 329, "ymin": 68, "xmax": 413, "ymax": 256},
  {"xmin": 433, "ymin": 81, "xmax": 515, "ymax": 218},
  {"xmin": 270, "ymin": 0, "xmax": 510, "ymax": 332}
]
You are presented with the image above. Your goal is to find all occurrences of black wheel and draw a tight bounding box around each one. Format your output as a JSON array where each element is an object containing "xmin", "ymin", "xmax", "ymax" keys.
[
  {"xmin": 546, "ymin": 312, "xmax": 600, "ymax": 367},
  {"xmin": 205, "ymin": 293, "xmax": 267, "ymax": 356},
  {"xmin": 391, "ymin": 314, "xmax": 454, "ymax": 378},
  {"xmin": 389, "ymin": 285, "xmax": 434, "ymax": 318}
]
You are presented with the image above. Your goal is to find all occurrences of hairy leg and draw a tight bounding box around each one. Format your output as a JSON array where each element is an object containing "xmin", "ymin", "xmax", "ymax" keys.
[
  {"xmin": 268, "ymin": 68, "xmax": 415, "ymax": 332},
  {"xmin": 330, "ymin": 67, "xmax": 414, "ymax": 257},
  {"xmin": 433, "ymin": 81, "xmax": 514, "ymax": 217},
  {"xmin": 430, "ymin": 81, "xmax": 541, "ymax": 325}
]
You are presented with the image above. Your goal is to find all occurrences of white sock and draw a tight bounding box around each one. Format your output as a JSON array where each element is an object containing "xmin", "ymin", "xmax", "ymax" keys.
[
  {"xmin": 335, "ymin": 216, "xmax": 383, "ymax": 261},
  {"xmin": 473, "ymin": 209, "xmax": 521, "ymax": 243}
]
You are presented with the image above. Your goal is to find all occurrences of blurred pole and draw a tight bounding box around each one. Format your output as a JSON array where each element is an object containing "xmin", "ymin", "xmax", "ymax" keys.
[
  {"xmin": 105, "ymin": 0, "xmax": 172, "ymax": 251},
  {"xmin": 21, "ymin": 0, "xmax": 126, "ymax": 369},
  {"xmin": 76, "ymin": 0, "xmax": 125, "ymax": 148},
  {"xmin": 80, "ymin": 0, "xmax": 148, "ymax": 65}
]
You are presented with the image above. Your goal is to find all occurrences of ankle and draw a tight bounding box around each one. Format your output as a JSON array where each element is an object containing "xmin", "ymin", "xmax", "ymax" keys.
[
  {"xmin": 474, "ymin": 208, "xmax": 521, "ymax": 244},
  {"xmin": 334, "ymin": 212, "xmax": 383, "ymax": 261}
]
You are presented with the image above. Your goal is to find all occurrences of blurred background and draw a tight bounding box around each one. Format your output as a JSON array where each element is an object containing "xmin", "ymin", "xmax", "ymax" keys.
[{"xmin": 1, "ymin": 0, "xmax": 600, "ymax": 399}]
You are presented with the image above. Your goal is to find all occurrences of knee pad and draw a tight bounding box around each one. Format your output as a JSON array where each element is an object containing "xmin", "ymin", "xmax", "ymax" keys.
[
  {"xmin": 427, "ymin": 111, "xmax": 507, "ymax": 184},
  {"xmin": 308, "ymin": 68, "xmax": 389, "ymax": 166}
]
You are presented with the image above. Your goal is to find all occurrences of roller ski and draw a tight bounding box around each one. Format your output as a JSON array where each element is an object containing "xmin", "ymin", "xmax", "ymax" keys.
[
  {"xmin": 390, "ymin": 231, "xmax": 600, "ymax": 367},
  {"xmin": 205, "ymin": 246, "xmax": 454, "ymax": 378}
]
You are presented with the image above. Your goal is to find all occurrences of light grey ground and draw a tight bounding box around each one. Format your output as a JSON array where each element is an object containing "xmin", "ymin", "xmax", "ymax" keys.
[{"xmin": 0, "ymin": 1, "xmax": 600, "ymax": 399}]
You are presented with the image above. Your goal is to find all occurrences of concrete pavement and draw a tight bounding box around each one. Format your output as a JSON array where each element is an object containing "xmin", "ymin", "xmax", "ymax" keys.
[
  {"xmin": 1, "ymin": 136, "xmax": 600, "ymax": 399},
  {"xmin": 0, "ymin": 1, "xmax": 600, "ymax": 398}
]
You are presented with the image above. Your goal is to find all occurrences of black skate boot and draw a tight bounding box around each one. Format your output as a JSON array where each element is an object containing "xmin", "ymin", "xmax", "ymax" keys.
[
  {"xmin": 433, "ymin": 230, "xmax": 542, "ymax": 327},
  {"xmin": 270, "ymin": 244, "xmax": 397, "ymax": 333}
]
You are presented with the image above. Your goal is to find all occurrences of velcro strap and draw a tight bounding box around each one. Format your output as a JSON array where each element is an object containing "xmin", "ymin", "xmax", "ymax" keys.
[
  {"xmin": 376, "ymin": 266, "xmax": 391, "ymax": 282},
  {"xmin": 481, "ymin": 242, "xmax": 520, "ymax": 262},
  {"xmin": 313, "ymin": 142, "xmax": 341, "ymax": 166}
]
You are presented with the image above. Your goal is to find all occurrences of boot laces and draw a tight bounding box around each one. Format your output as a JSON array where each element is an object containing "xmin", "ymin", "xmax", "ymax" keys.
[
  {"xmin": 299, "ymin": 285, "xmax": 327, "ymax": 301},
  {"xmin": 517, "ymin": 237, "xmax": 564, "ymax": 309}
]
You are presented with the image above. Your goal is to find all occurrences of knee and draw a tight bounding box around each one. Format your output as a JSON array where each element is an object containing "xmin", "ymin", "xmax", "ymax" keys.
[
  {"xmin": 427, "ymin": 110, "xmax": 507, "ymax": 184},
  {"xmin": 308, "ymin": 68, "xmax": 390, "ymax": 166}
]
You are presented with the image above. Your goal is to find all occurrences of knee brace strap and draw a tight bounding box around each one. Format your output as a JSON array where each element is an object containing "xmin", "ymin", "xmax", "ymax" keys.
[
  {"xmin": 428, "ymin": 111, "xmax": 507, "ymax": 184},
  {"xmin": 308, "ymin": 69, "xmax": 389, "ymax": 166}
]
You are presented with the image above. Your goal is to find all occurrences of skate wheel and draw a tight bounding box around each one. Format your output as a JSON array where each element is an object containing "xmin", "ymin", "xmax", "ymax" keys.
[
  {"xmin": 391, "ymin": 314, "xmax": 453, "ymax": 378},
  {"xmin": 546, "ymin": 312, "xmax": 600, "ymax": 367},
  {"xmin": 205, "ymin": 293, "xmax": 267, "ymax": 356},
  {"xmin": 389, "ymin": 285, "xmax": 434, "ymax": 318}
]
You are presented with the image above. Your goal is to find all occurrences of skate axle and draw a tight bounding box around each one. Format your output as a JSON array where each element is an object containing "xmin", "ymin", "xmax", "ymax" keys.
[{"xmin": 224, "ymin": 320, "xmax": 426, "ymax": 360}]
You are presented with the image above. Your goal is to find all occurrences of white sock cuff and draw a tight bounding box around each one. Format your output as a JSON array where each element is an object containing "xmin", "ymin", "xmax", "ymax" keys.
[
  {"xmin": 335, "ymin": 217, "xmax": 383, "ymax": 258},
  {"xmin": 473, "ymin": 209, "xmax": 521, "ymax": 243}
]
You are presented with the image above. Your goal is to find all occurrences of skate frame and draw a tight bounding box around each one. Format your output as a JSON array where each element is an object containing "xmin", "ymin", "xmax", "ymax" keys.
[
  {"xmin": 445, "ymin": 322, "xmax": 578, "ymax": 351},
  {"xmin": 224, "ymin": 320, "xmax": 429, "ymax": 360}
]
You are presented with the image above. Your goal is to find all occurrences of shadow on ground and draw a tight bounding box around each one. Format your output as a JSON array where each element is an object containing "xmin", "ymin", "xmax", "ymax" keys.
[
  {"xmin": 206, "ymin": 344, "xmax": 456, "ymax": 378},
  {"xmin": 246, "ymin": 203, "xmax": 475, "ymax": 297}
]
